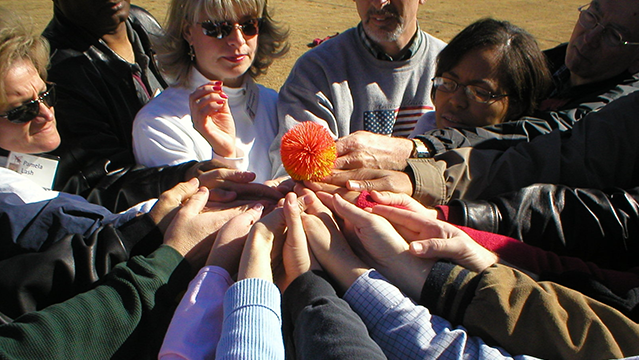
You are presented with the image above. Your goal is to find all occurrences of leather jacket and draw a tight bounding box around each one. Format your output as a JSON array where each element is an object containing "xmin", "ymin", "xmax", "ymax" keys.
[
  {"xmin": 42, "ymin": 5, "xmax": 192, "ymax": 212},
  {"xmin": 447, "ymin": 184, "xmax": 639, "ymax": 271},
  {"xmin": 0, "ymin": 194, "xmax": 162, "ymax": 322}
]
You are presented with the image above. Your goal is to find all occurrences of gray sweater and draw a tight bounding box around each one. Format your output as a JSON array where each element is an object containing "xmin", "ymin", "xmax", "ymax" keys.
[{"xmin": 271, "ymin": 25, "xmax": 446, "ymax": 176}]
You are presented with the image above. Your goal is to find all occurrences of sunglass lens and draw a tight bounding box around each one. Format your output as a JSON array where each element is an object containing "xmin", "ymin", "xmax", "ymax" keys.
[
  {"xmin": 241, "ymin": 20, "xmax": 259, "ymax": 36},
  {"xmin": 9, "ymin": 103, "xmax": 39, "ymax": 124}
]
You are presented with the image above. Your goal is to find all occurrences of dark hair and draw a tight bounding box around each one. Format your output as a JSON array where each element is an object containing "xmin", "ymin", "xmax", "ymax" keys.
[{"xmin": 435, "ymin": 18, "xmax": 552, "ymax": 119}]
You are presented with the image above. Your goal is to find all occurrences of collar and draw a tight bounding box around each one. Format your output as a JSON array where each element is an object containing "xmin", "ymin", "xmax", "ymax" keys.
[
  {"xmin": 357, "ymin": 23, "xmax": 421, "ymax": 61},
  {"xmin": 185, "ymin": 69, "xmax": 260, "ymax": 120}
]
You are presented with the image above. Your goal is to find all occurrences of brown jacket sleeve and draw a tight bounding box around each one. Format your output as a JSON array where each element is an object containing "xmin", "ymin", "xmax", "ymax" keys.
[{"xmin": 421, "ymin": 262, "xmax": 639, "ymax": 360}]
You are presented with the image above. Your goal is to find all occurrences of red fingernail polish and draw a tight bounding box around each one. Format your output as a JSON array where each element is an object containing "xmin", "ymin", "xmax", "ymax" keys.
[{"xmin": 220, "ymin": 93, "xmax": 228, "ymax": 99}]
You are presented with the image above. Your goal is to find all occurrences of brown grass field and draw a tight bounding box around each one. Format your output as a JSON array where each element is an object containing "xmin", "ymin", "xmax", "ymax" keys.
[{"xmin": 0, "ymin": 0, "xmax": 584, "ymax": 90}]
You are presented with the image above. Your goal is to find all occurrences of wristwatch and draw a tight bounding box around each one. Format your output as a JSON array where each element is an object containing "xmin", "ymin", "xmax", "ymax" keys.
[{"xmin": 411, "ymin": 138, "xmax": 431, "ymax": 158}]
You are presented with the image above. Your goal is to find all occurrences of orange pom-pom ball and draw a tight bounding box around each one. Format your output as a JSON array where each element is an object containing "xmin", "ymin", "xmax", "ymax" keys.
[{"xmin": 280, "ymin": 122, "xmax": 336, "ymax": 181}]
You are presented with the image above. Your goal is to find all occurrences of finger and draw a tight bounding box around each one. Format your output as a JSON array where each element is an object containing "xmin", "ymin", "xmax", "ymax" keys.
[
  {"xmin": 283, "ymin": 192, "xmax": 308, "ymax": 249},
  {"xmin": 333, "ymin": 154, "xmax": 364, "ymax": 170},
  {"xmin": 208, "ymin": 188, "xmax": 237, "ymax": 202},
  {"xmin": 177, "ymin": 186, "xmax": 209, "ymax": 216},
  {"xmin": 331, "ymin": 193, "xmax": 377, "ymax": 228},
  {"xmin": 199, "ymin": 168, "xmax": 256, "ymax": 186},
  {"xmin": 371, "ymin": 205, "xmax": 426, "ymax": 233},
  {"xmin": 157, "ymin": 177, "xmax": 200, "ymax": 208},
  {"xmin": 216, "ymin": 202, "xmax": 264, "ymax": 242}
]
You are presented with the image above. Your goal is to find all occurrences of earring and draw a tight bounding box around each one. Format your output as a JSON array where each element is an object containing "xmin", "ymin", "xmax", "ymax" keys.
[{"xmin": 188, "ymin": 44, "xmax": 196, "ymax": 61}]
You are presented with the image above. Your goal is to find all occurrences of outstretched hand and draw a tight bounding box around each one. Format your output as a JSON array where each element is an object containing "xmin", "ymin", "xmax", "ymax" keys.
[
  {"xmin": 190, "ymin": 81, "xmax": 236, "ymax": 158},
  {"xmin": 162, "ymin": 181, "xmax": 252, "ymax": 268},
  {"xmin": 315, "ymin": 168, "xmax": 413, "ymax": 195},
  {"xmin": 334, "ymin": 131, "xmax": 413, "ymax": 170},
  {"xmin": 324, "ymin": 193, "xmax": 433, "ymax": 300},
  {"xmin": 237, "ymin": 192, "xmax": 319, "ymax": 292}
]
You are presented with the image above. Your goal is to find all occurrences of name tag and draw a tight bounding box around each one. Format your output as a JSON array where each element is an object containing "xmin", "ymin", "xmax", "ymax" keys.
[{"xmin": 6, "ymin": 152, "xmax": 60, "ymax": 190}]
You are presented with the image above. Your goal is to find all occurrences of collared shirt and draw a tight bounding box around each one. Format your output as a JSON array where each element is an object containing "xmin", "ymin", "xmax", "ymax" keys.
[{"xmin": 357, "ymin": 22, "xmax": 422, "ymax": 61}]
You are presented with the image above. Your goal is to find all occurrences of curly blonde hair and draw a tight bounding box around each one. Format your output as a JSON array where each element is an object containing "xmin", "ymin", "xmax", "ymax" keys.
[
  {"xmin": 157, "ymin": 0, "xmax": 289, "ymax": 86},
  {"xmin": 0, "ymin": 8, "xmax": 50, "ymax": 108}
]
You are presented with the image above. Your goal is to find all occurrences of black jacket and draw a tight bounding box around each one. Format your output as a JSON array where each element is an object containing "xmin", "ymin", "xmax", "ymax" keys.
[
  {"xmin": 0, "ymin": 194, "xmax": 162, "ymax": 323},
  {"xmin": 447, "ymin": 184, "xmax": 638, "ymax": 272},
  {"xmin": 42, "ymin": 5, "xmax": 194, "ymax": 212}
]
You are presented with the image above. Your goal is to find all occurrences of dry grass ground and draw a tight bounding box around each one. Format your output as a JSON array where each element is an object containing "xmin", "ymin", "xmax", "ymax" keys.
[{"xmin": 0, "ymin": 0, "xmax": 583, "ymax": 90}]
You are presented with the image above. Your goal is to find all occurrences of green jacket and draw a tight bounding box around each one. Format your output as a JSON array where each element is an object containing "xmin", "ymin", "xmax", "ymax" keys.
[{"xmin": 0, "ymin": 245, "xmax": 191, "ymax": 360}]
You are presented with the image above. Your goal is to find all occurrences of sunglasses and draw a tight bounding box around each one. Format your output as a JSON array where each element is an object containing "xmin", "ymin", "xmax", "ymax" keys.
[
  {"xmin": 197, "ymin": 18, "xmax": 263, "ymax": 39},
  {"xmin": 0, "ymin": 83, "xmax": 57, "ymax": 124}
]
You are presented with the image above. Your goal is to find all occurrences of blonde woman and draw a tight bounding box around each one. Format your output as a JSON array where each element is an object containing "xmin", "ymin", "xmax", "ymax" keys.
[{"xmin": 133, "ymin": 0, "xmax": 289, "ymax": 184}]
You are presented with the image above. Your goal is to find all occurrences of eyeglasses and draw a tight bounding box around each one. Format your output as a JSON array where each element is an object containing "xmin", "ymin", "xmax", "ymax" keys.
[
  {"xmin": 578, "ymin": 4, "xmax": 638, "ymax": 47},
  {"xmin": 432, "ymin": 77, "xmax": 507, "ymax": 104},
  {"xmin": 197, "ymin": 18, "xmax": 263, "ymax": 39},
  {"xmin": 0, "ymin": 83, "xmax": 56, "ymax": 124}
]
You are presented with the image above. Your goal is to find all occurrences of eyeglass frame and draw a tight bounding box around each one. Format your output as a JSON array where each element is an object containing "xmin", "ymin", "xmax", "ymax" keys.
[
  {"xmin": 196, "ymin": 18, "xmax": 263, "ymax": 40},
  {"xmin": 431, "ymin": 77, "xmax": 508, "ymax": 105},
  {"xmin": 577, "ymin": 4, "xmax": 639, "ymax": 47},
  {"xmin": 0, "ymin": 82, "xmax": 57, "ymax": 124}
]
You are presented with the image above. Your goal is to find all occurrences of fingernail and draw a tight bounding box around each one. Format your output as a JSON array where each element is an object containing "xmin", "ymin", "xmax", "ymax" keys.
[
  {"xmin": 252, "ymin": 203, "xmax": 264, "ymax": 212},
  {"xmin": 347, "ymin": 180, "xmax": 362, "ymax": 191},
  {"xmin": 216, "ymin": 101, "xmax": 225, "ymax": 105},
  {"xmin": 213, "ymin": 86, "xmax": 222, "ymax": 91},
  {"xmin": 410, "ymin": 242, "xmax": 424, "ymax": 254},
  {"xmin": 188, "ymin": 177, "xmax": 199, "ymax": 186},
  {"xmin": 212, "ymin": 80, "xmax": 222, "ymax": 85},
  {"xmin": 220, "ymin": 92, "xmax": 228, "ymax": 99}
]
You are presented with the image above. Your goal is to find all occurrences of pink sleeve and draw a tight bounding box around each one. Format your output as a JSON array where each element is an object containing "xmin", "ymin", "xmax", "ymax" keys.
[
  {"xmin": 456, "ymin": 225, "xmax": 637, "ymax": 295},
  {"xmin": 159, "ymin": 266, "xmax": 233, "ymax": 360}
]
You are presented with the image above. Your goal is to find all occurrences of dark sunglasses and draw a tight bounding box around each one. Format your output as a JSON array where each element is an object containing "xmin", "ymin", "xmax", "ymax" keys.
[
  {"xmin": 0, "ymin": 83, "xmax": 57, "ymax": 124},
  {"xmin": 197, "ymin": 18, "xmax": 263, "ymax": 39}
]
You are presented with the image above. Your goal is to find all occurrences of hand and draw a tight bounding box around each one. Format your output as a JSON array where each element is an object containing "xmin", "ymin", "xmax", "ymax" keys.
[
  {"xmin": 407, "ymin": 219, "xmax": 498, "ymax": 273},
  {"xmin": 198, "ymin": 168, "xmax": 284, "ymax": 201},
  {"xmin": 206, "ymin": 203, "xmax": 265, "ymax": 275},
  {"xmin": 299, "ymin": 191, "xmax": 369, "ymax": 293},
  {"xmin": 189, "ymin": 81, "xmax": 236, "ymax": 157},
  {"xmin": 318, "ymin": 168, "xmax": 413, "ymax": 195},
  {"xmin": 161, "ymin": 185, "xmax": 252, "ymax": 267},
  {"xmin": 302, "ymin": 180, "xmax": 361, "ymax": 205},
  {"xmin": 334, "ymin": 131, "xmax": 413, "ymax": 170},
  {"xmin": 264, "ymin": 176, "xmax": 295, "ymax": 195},
  {"xmin": 279, "ymin": 192, "xmax": 320, "ymax": 291},
  {"xmin": 367, "ymin": 191, "xmax": 439, "ymax": 240},
  {"xmin": 327, "ymin": 194, "xmax": 433, "ymax": 300},
  {"xmin": 148, "ymin": 178, "xmax": 200, "ymax": 234},
  {"xmin": 237, "ymin": 193, "xmax": 319, "ymax": 290}
]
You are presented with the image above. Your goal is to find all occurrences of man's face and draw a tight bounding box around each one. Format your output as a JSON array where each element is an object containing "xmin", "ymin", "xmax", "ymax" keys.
[
  {"xmin": 565, "ymin": 0, "xmax": 638, "ymax": 85},
  {"xmin": 54, "ymin": 0, "xmax": 131, "ymax": 36},
  {"xmin": 354, "ymin": 0, "xmax": 424, "ymax": 49}
]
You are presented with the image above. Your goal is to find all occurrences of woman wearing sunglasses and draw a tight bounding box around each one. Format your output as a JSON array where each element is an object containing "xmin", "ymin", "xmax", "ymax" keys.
[
  {"xmin": 132, "ymin": 0, "xmax": 289, "ymax": 184},
  {"xmin": 409, "ymin": 18, "xmax": 552, "ymax": 136}
]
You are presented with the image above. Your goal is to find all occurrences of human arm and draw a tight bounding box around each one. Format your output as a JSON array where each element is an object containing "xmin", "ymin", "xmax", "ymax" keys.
[
  {"xmin": 343, "ymin": 269, "xmax": 539, "ymax": 360},
  {"xmin": 444, "ymin": 184, "xmax": 639, "ymax": 271},
  {"xmin": 0, "ymin": 180, "xmax": 235, "ymax": 359},
  {"xmin": 420, "ymin": 262, "xmax": 639, "ymax": 360},
  {"xmin": 407, "ymin": 91, "xmax": 639, "ymax": 206}
]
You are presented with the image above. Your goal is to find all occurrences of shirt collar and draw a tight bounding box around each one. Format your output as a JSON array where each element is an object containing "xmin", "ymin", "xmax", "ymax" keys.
[{"xmin": 357, "ymin": 23, "xmax": 421, "ymax": 61}]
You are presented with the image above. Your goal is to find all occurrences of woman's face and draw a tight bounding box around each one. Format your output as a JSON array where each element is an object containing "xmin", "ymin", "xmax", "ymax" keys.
[
  {"xmin": 0, "ymin": 59, "xmax": 60, "ymax": 154},
  {"xmin": 435, "ymin": 47, "xmax": 510, "ymax": 129},
  {"xmin": 184, "ymin": 12, "xmax": 260, "ymax": 88}
]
